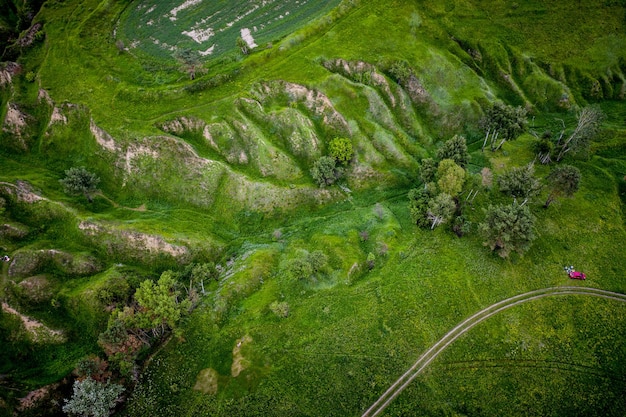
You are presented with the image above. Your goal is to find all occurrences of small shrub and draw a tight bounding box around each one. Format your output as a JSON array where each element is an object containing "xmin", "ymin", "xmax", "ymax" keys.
[
  {"xmin": 284, "ymin": 257, "xmax": 314, "ymax": 281},
  {"xmin": 359, "ymin": 230, "xmax": 369, "ymax": 242},
  {"xmin": 366, "ymin": 252, "xmax": 376, "ymax": 270},
  {"xmin": 269, "ymin": 301, "xmax": 289, "ymax": 318}
]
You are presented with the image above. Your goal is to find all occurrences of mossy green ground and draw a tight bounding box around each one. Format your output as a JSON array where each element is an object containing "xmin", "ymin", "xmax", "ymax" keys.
[{"xmin": 1, "ymin": 0, "xmax": 625, "ymax": 415}]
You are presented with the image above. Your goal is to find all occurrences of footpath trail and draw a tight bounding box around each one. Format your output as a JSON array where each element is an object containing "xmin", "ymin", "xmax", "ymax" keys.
[{"xmin": 362, "ymin": 286, "xmax": 626, "ymax": 417}]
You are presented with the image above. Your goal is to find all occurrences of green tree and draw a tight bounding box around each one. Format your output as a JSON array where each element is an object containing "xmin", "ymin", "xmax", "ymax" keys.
[
  {"xmin": 479, "ymin": 102, "xmax": 528, "ymax": 151},
  {"xmin": 436, "ymin": 159, "xmax": 465, "ymax": 196},
  {"xmin": 544, "ymin": 165, "xmax": 581, "ymax": 208},
  {"xmin": 328, "ymin": 137, "xmax": 354, "ymax": 165},
  {"xmin": 437, "ymin": 135, "xmax": 470, "ymax": 168},
  {"xmin": 556, "ymin": 105, "xmax": 604, "ymax": 161},
  {"xmin": 427, "ymin": 193, "xmax": 456, "ymax": 229},
  {"xmin": 63, "ymin": 378, "xmax": 124, "ymax": 417},
  {"xmin": 408, "ymin": 187, "xmax": 432, "ymax": 227},
  {"xmin": 418, "ymin": 157, "xmax": 437, "ymax": 184},
  {"xmin": 311, "ymin": 156, "xmax": 343, "ymax": 187},
  {"xmin": 479, "ymin": 203, "xmax": 535, "ymax": 258},
  {"xmin": 498, "ymin": 163, "xmax": 541, "ymax": 202},
  {"xmin": 133, "ymin": 272, "xmax": 191, "ymax": 337},
  {"xmin": 60, "ymin": 167, "xmax": 100, "ymax": 202}
]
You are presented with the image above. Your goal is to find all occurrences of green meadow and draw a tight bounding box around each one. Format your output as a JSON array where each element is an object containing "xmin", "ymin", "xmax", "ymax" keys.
[{"xmin": 0, "ymin": 0, "xmax": 625, "ymax": 415}]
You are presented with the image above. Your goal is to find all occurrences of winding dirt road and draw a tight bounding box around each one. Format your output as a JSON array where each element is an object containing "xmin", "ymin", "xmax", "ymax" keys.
[{"xmin": 362, "ymin": 286, "xmax": 626, "ymax": 417}]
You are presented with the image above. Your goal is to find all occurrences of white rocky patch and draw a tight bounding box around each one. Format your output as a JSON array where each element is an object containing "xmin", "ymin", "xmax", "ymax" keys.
[
  {"xmin": 169, "ymin": 0, "xmax": 202, "ymax": 21},
  {"xmin": 199, "ymin": 45, "xmax": 215, "ymax": 56},
  {"xmin": 240, "ymin": 28, "xmax": 257, "ymax": 48},
  {"xmin": 182, "ymin": 27, "xmax": 215, "ymax": 43}
]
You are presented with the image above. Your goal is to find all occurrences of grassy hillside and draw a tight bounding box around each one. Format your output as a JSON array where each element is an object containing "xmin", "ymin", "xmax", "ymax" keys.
[{"xmin": 0, "ymin": 0, "xmax": 625, "ymax": 415}]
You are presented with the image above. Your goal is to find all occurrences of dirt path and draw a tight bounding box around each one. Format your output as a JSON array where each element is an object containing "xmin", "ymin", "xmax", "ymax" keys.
[{"xmin": 361, "ymin": 286, "xmax": 626, "ymax": 417}]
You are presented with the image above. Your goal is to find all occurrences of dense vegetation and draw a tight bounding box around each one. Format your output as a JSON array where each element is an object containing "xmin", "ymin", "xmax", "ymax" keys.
[{"xmin": 1, "ymin": 0, "xmax": 625, "ymax": 415}]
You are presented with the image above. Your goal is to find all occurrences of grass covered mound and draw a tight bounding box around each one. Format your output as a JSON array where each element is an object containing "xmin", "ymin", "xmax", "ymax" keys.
[{"xmin": 0, "ymin": 0, "xmax": 625, "ymax": 415}]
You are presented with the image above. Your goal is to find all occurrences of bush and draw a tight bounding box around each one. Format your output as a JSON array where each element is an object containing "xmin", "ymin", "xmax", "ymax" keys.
[
  {"xmin": 269, "ymin": 301, "xmax": 289, "ymax": 318},
  {"xmin": 328, "ymin": 137, "xmax": 354, "ymax": 165},
  {"xmin": 311, "ymin": 156, "xmax": 343, "ymax": 187},
  {"xmin": 63, "ymin": 378, "xmax": 124, "ymax": 417},
  {"xmin": 59, "ymin": 167, "xmax": 100, "ymax": 202}
]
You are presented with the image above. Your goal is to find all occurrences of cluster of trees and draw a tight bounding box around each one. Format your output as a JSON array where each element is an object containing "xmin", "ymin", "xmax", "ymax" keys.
[
  {"xmin": 409, "ymin": 135, "xmax": 470, "ymax": 230},
  {"xmin": 409, "ymin": 102, "xmax": 586, "ymax": 258},
  {"xmin": 63, "ymin": 262, "xmax": 220, "ymax": 415},
  {"xmin": 311, "ymin": 137, "xmax": 354, "ymax": 187}
]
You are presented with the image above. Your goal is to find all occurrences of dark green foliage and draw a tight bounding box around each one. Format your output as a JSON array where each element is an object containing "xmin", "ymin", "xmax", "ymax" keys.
[
  {"xmin": 63, "ymin": 377, "xmax": 124, "ymax": 417},
  {"xmin": 408, "ymin": 187, "xmax": 432, "ymax": 227},
  {"xmin": 59, "ymin": 167, "xmax": 100, "ymax": 202},
  {"xmin": 96, "ymin": 275, "xmax": 131, "ymax": 306},
  {"xmin": 452, "ymin": 215, "xmax": 471, "ymax": 237},
  {"xmin": 498, "ymin": 163, "xmax": 542, "ymax": 201},
  {"xmin": 480, "ymin": 102, "xmax": 528, "ymax": 150},
  {"xmin": 437, "ymin": 135, "xmax": 470, "ymax": 168},
  {"xmin": 328, "ymin": 137, "xmax": 353, "ymax": 165},
  {"xmin": 479, "ymin": 203, "xmax": 536, "ymax": 258},
  {"xmin": 544, "ymin": 165, "xmax": 581, "ymax": 208},
  {"xmin": 534, "ymin": 138, "xmax": 555, "ymax": 164},
  {"xmin": 311, "ymin": 156, "xmax": 343, "ymax": 187},
  {"xmin": 418, "ymin": 158, "xmax": 437, "ymax": 184}
]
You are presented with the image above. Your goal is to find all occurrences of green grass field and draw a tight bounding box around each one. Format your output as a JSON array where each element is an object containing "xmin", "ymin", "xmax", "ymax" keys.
[{"xmin": 1, "ymin": 0, "xmax": 625, "ymax": 415}]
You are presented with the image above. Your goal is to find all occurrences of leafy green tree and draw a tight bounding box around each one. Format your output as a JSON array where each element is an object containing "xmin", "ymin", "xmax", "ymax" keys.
[
  {"xmin": 63, "ymin": 377, "xmax": 124, "ymax": 417},
  {"xmin": 328, "ymin": 137, "xmax": 354, "ymax": 165},
  {"xmin": 60, "ymin": 167, "xmax": 100, "ymax": 202},
  {"xmin": 498, "ymin": 164, "xmax": 541, "ymax": 202},
  {"xmin": 556, "ymin": 105, "xmax": 604, "ymax": 161},
  {"xmin": 436, "ymin": 159, "xmax": 465, "ymax": 196},
  {"xmin": 437, "ymin": 135, "xmax": 470, "ymax": 168},
  {"xmin": 479, "ymin": 203, "xmax": 535, "ymax": 258},
  {"xmin": 408, "ymin": 187, "xmax": 432, "ymax": 227},
  {"xmin": 544, "ymin": 165, "xmax": 581, "ymax": 208},
  {"xmin": 427, "ymin": 193, "xmax": 456, "ymax": 229},
  {"xmin": 418, "ymin": 157, "xmax": 437, "ymax": 184},
  {"xmin": 311, "ymin": 156, "xmax": 343, "ymax": 187},
  {"xmin": 133, "ymin": 272, "xmax": 191, "ymax": 337},
  {"xmin": 480, "ymin": 102, "xmax": 528, "ymax": 151}
]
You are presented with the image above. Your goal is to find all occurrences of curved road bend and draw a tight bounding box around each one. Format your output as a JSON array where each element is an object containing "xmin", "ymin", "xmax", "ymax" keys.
[{"xmin": 362, "ymin": 286, "xmax": 626, "ymax": 417}]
